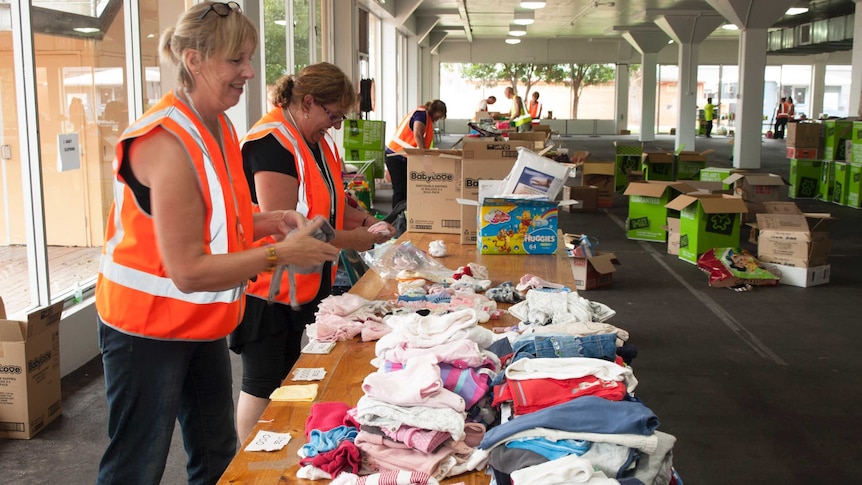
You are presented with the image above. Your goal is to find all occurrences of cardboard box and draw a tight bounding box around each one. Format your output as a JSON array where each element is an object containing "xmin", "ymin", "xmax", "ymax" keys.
[
  {"xmin": 581, "ymin": 162, "xmax": 616, "ymax": 208},
  {"xmin": 851, "ymin": 121, "xmax": 862, "ymax": 163},
  {"xmin": 676, "ymin": 149, "xmax": 714, "ymax": 181},
  {"xmin": 563, "ymin": 185, "xmax": 598, "ymax": 213},
  {"xmin": 405, "ymin": 148, "xmax": 462, "ymax": 234},
  {"xmin": 847, "ymin": 141, "xmax": 854, "ymax": 163},
  {"xmin": 640, "ymin": 152, "xmax": 675, "ymax": 181},
  {"xmin": 569, "ymin": 252, "xmax": 617, "ymax": 291},
  {"xmin": 613, "ymin": 141, "xmax": 643, "ymax": 191},
  {"xmin": 478, "ymin": 198, "xmax": 559, "ymax": 255},
  {"xmin": 832, "ymin": 161, "xmax": 862, "ymax": 208},
  {"xmin": 822, "ymin": 120, "xmax": 853, "ymax": 160},
  {"xmin": 786, "ymin": 147, "xmax": 819, "ymax": 160},
  {"xmin": 756, "ymin": 238, "xmax": 831, "ymax": 267},
  {"xmin": 665, "ymin": 194, "xmax": 749, "ymax": 264},
  {"xmin": 786, "ymin": 122, "xmax": 821, "ymax": 148},
  {"xmin": 665, "ymin": 217, "xmax": 681, "ymax": 255},
  {"xmin": 700, "ymin": 167, "xmax": 746, "ymax": 190},
  {"xmin": 343, "ymin": 120, "xmax": 385, "ymax": 150},
  {"xmin": 754, "ymin": 209, "xmax": 834, "ymax": 267},
  {"xmin": 818, "ymin": 160, "xmax": 835, "ymax": 201},
  {"xmin": 759, "ymin": 262, "xmax": 830, "ymax": 288},
  {"xmin": 788, "ymin": 159, "xmax": 822, "ymax": 199},
  {"xmin": 724, "ymin": 172, "xmax": 786, "ymax": 204},
  {"xmin": 508, "ymin": 131, "xmax": 547, "ymax": 150},
  {"xmin": 458, "ymin": 140, "xmax": 529, "ymax": 244},
  {"xmin": 0, "ymin": 299, "xmax": 64, "ymax": 439},
  {"xmin": 623, "ymin": 181, "xmax": 695, "ymax": 242}
]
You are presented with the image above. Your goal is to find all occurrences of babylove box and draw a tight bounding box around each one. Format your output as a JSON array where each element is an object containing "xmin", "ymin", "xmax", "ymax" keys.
[
  {"xmin": 623, "ymin": 181, "xmax": 696, "ymax": 242},
  {"xmin": 404, "ymin": 148, "xmax": 462, "ymax": 234},
  {"xmin": 665, "ymin": 194, "xmax": 749, "ymax": 264},
  {"xmin": 0, "ymin": 299, "xmax": 65, "ymax": 439}
]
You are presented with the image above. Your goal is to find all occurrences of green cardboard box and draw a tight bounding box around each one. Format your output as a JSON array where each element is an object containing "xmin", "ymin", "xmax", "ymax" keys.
[
  {"xmin": 665, "ymin": 194, "xmax": 749, "ymax": 264},
  {"xmin": 822, "ymin": 120, "xmax": 853, "ymax": 160},
  {"xmin": 851, "ymin": 122, "xmax": 862, "ymax": 164},
  {"xmin": 833, "ymin": 161, "xmax": 862, "ymax": 208},
  {"xmin": 818, "ymin": 160, "xmax": 834, "ymax": 201},
  {"xmin": 788, "ymin": 159, "xmax": 822, "ymax": 199},
  {"xmin": 343, "ymin": 120, "xmax": 385, "ymax": 150},
  {"xmin": 700, "ymin": 167, "xmax": 745, "ymax": 190},
  {"xmin": 640, "ymin": 152, "xmax": 675, "ymax": 181},
  {"xmin": 832, "ymin": 161, "xmax": 850, "ymax": 205},
  {"xmin": 614, "ymin": 142, "xmax": 643, "ymax": 191},
  {"xmin": 623, "ymin": 181, "xmax": 695, "ymax": 242},
  {"xmin": 676, "ymin": 149, "xmax": 714, "ymax": 180}
]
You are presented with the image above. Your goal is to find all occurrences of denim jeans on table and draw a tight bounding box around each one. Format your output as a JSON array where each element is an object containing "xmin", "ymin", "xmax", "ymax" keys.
[
  {"xmin": 97, "ymin": 319, "xmax": 237, "ymax": 485},
  {"xmin": 511, "ymin": 333, "xmax": 618, "ymax": 363}
]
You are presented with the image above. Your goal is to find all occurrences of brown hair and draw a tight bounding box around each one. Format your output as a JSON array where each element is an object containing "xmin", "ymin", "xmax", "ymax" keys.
[
  {"xmin": 159, "ymin": 2, "xmax": 258, "ymax": 91},
  {"xmin": 270, "ymin": 62, "xmax": 357, "ymax": 113},
  {"xmin": 424, "ymin": 99, "xmax": 447, "ymax": 119}
]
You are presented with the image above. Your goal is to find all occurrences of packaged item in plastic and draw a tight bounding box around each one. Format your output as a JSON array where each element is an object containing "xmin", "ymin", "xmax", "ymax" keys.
[{"xmin": 697, "ymin": 247, "xmax": 779, "ymax": 290}]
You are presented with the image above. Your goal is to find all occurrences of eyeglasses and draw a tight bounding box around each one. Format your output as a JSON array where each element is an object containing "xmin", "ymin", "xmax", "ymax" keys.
[
  {"xmin": 315, "ymin": 101, "xmax": 347, "ymax": 125},
  {"xmin": 197, "ymin": 1, "xmax": 242, "ymax": 21}
]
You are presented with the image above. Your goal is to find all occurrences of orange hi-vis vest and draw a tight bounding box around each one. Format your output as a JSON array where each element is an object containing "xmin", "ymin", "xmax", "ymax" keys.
[
  {"xmin": 240, "ymin": 108, "xmax": 344, "ymax": 306},
  {"xmin": 96, "ymin": 91, "xmax": 254, "ymax": 340},
  {"xmin": 387, "ymin": 107, "xmax": 435, "ymax": 152},
  {"xmin": 529, "ymin": 100, "xmax": 542, "ymax": 119},
  {"xmin": 777, "ymin": 101, "xmax": 791, "ymax": 119}
]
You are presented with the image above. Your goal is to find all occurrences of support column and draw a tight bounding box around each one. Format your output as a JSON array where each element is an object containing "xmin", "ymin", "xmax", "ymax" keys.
[
  {"xmin": 810, "ymin": 55, "xmax": 828, "ymax": 120},
  {"xmin": 641, "ymin": 54, "xmax": 659, "ymax": 141},
  {"xmin": 675, "ymin": 42, "xmax": 698, "ymax": 151},
  {"xmin": 850, "ymin": 0, "xmax": 862, "ymax": 116},
  {"xmin": 615, "ymin": 63, "xmax": 630, "ymax": 134},
  {"xmin": 620, "ymin": 28, "xmax": 671, "ymax": 142},
  {"xmin": 733, "ymin": 27, "xmax": 768, "ymax": 169}
]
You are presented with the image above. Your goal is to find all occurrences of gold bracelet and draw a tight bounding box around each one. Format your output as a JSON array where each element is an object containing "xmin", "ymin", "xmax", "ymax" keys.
[{"xmin": 265, "ymin": 244, "xmax": 277, "ymax": 273}]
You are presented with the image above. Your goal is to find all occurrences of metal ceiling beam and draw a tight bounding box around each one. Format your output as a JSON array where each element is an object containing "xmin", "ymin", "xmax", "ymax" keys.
[{"xmin": 456, "ymin": 0, "xmax": 473, "ymax": 43}]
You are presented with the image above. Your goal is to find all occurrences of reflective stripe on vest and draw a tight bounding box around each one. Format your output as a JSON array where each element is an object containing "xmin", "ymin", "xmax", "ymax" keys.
[
  {"xmin": 96, "ymin": 91, "xmax": 251, "ymax": 340},
  {"xmin": 387, "ymin": 108, "xmax": 435, "ymax": 152},
  {"xmin": 241, "ymin": 108, "xmax": 343, "ymax": 306}
]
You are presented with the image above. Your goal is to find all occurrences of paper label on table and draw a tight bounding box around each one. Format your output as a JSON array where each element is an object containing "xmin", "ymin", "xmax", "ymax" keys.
[
  {"xmin": 292, "ymin": 367, "xmax": 327, "ymax": 381},
  {"xmin": 244, "ymin": 430, "xmax": 292, "ymax": 452},
  {"xmin": 301, "ymin": 340, "xmax": 336, "ymax": 354}
]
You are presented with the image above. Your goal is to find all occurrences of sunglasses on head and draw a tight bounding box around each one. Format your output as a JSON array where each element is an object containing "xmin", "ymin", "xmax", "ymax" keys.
[{"xmin": 197, "ymin": 1, "xmax": 241, "ymax": 21}]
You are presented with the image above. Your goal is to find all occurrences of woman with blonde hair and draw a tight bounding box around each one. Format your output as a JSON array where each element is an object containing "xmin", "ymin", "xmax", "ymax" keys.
[{"xmin": 95, "ymin": 3, "xmax": 339, "ymax": 483}]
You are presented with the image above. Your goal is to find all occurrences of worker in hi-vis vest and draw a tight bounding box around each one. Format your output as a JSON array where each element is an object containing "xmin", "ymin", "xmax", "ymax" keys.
[{"xmin": 505, "ymin": 86, "xmax": 532, "ymax": 132}]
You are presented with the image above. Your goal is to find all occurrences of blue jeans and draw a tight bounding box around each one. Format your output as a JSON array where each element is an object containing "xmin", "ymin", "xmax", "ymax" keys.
[
  {"xmin": 97, "ymin": 319, "xmax": 237, "ymax": 485},
  {"xmin": 511, "ymin": 333, "xmax": 618, "ymax": 363}
]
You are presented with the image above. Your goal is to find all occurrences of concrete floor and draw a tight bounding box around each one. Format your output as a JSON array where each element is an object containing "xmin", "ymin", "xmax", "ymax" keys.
[{"xmin": 2, "ymin": 133, "xmax": 861, "ymax": 484}]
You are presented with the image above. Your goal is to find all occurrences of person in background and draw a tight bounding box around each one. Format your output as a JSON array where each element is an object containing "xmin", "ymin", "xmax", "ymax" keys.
[
  {"xmin": 476, "ymin": 95, "xmax": 496, "ymax": 112},
  {"xmin": 94, "ymin": 3, "xmax": 340, "ymax": 484},
  {"xmin": 385, "ymin": 99, "xmax": 447, "ymax": 209},
  {"xmin": 704, "ymin": 97, "xmax": 716, "ymax": 138},
  {"xmin": 504, "ymin": 86, "xmax": 531, "ymax": 132},
  {"xmin": 231, "ymin": 63, "xmax": 394, "ymax": 441},
  {"xmin": 787, "ymin": 97, "xmax": 796, "ymax": 121},
  {"xmin": 774, "ymin": 97, "xmax": 789, "ymax": 139},
  {"xmin": 528, "ymin": 91, "xmax": 542, "ymax": 121}
]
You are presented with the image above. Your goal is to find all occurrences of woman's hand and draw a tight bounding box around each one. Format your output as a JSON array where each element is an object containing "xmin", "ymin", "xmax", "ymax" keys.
[
  {"xmin": 274, "ymin": 217, "xmax": 340, "ymax": 266},
  {"xmin": 255, "ymin": 210, "xmax": 309, "ymax": 241}
]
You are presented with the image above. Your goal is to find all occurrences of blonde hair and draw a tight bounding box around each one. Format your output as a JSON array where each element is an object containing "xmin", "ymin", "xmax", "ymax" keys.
[
  {"xmin": 270, "ymin": 62, "xmax": 357, "ymax": 113},
  {"xmin": 159, "ymin": 2, "xmax": 258, "ymax": 91}
]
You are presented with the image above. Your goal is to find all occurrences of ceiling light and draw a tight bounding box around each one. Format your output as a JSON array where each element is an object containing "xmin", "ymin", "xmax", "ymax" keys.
[
  {"xmin": 721, "ymin": 24, "xmax": 739, "ymax": 31},
  {"xmin": 513, "ymin": 11, "xmax": 535, "ymax": 25},
  {"xmin": 785, "ymin": 7, "xmax": 809, "ymax": 16},
  {"xmin": 509, "ymin": 24, "xmax": 527, "ymax": 36},
  {"xmin": 73, "ymin": 27, "xmax": 100, "ymax": 34},
  {"xmin": 520, "ymin": 1, "xmax": 546, "ymax": 9},
  {"xmin": 505, "ymin": 38, "xmax": 522, "ymax": 45}
]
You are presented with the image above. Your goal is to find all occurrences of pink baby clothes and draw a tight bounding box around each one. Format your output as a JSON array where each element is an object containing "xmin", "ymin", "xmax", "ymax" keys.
[
  {"xmin": 305, "ymin": 401, "xmax": 351, "ymax": 439},
  {"xmin": 438, "ymin": 363, "xmax": 491, "ymax": 409},
  {"xmin": 362, "ymin": 354, "xmax": 466, "ymax": 411},
  {"xmin": 381, "ymin": 425, "xmax": 452, "ymax": 454}
]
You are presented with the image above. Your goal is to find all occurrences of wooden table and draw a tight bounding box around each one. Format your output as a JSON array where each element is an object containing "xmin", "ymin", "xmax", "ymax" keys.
[{"xmin": 218, "ymin": 232, "xmax": 577, "ymax": 484}]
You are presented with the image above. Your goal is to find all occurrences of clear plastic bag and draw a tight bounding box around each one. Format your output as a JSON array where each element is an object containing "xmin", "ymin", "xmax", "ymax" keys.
[{"xmin": 361, "ymin": 240, "xmax": 456, "ymax": 282}]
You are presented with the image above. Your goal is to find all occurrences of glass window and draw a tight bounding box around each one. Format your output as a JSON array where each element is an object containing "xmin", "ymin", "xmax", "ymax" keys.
[{"xmin": 824, "ymin": 65, "xmax": 851, "ymax": 117}]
